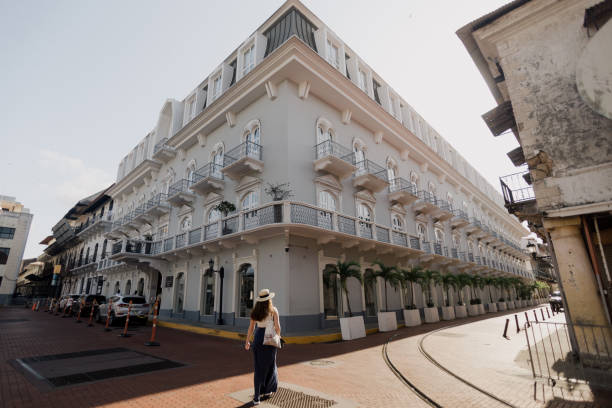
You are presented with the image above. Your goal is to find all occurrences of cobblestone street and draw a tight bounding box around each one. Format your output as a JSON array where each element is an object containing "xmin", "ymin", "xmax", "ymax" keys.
[{"xmin": 1, "ymin": 304, "xmax": 609, "ymax": 408}]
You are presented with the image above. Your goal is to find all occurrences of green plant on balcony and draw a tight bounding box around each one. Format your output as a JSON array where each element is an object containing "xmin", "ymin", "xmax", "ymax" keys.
[
  {"xmin": 264, "ymin": 182, "xmax": 294, "ymax": 201},
  {"xmin": 214, "ymin": 200, "xmax": 236, "ymax": 217},
  {"xmin": 399, "ymin": 266, "xmax": 423, "ymax": 310},
  {"xmin": 323, "ymin": 260, "xmax": 362, "ymax": 317}
]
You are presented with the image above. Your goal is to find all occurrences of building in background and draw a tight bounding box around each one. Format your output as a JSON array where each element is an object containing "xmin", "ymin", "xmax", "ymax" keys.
[
  {"xmin": 457, "ymin": 0, "xmax": 612, "ymax": 329},
  {"xmin": 0, "ymin": 196, "xmax": 33, "ymax": 304},
  {"xmin": 94, "ymin": 0, "xmax": 533, "ymax": 333}
]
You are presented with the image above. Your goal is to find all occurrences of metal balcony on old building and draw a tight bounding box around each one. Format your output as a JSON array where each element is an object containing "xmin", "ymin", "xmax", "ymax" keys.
[
  {"xmin": 167, "ymin": 179, "xmax": 196, "ymax": 207},
  {"xmin": 190, "ymin": 163, "xmax": 224, "ymax": 195},
  {"xmin": 431, "ymin": 198, "xmax": 454, "ymax": 222},
  {"xmin": 450, "ymin": 209, "xmax": 470, "ymax": 229},
  {"xmin": 145, "ymin": 193, "xmax": 170, "ymax": 217},
  {"xmin": 76, "ymin": 211, "xmax": 113, "ymax": 240},
  {"xmin": 388, "ymin": 178, "xmax": 419, "ymax": 206},
  {"xmin": 313, "ymin": 140, "xmax": 356, "ymax": 180},
  {"xmin": 222, "ymin": 141, "xmax": 264, "ymax": 181},
  {"xmin": 412, "ymin": 191, "xmax": 437, "ymax": 215},
  {"xmin": 152, "ymin": 137, "xmax": 177, "ymax": 162},
  {"xmin": 500, "ymin": 169, "xmax": 539, "ymax": 224},
  {"xmin": 352, "ymin": 159, "xmax": 389, "ymax": 193}
]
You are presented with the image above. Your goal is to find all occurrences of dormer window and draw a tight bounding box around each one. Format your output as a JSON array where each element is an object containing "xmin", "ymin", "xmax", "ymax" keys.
[
  {"xmin": 358, "ymin": 69, "xmax": 367, "ymax": 92},
  {"xmin": 326, "ymin": 40, "xmax": 339, "ymax": 69},
  {"xmin": 242, "ymin": 44, "xmax": 255, "ymax": 76},
  {"xmin": 212, "ymin": 75, "xmax": 222, "ymax": 101},
  {"xmin": 184, "ymin": 96, "xmax": 196, "ymax": 124}
]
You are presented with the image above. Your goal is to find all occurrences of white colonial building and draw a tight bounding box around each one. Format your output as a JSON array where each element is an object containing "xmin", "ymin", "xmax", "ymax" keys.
[{"xmin": 62, "ymin": 0, "xmax": 533, "ymax": 333}]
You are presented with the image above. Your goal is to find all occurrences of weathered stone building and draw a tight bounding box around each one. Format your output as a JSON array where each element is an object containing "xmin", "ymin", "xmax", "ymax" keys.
[{"xmin": 458, "ymin": 0, "xmax": 612, "ymax": 327}]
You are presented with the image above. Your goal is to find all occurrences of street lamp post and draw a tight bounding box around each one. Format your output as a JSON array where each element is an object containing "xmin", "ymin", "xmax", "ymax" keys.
[{"xmin": 208, "ymin": 259, "xmax": 225, "ymax": 325}]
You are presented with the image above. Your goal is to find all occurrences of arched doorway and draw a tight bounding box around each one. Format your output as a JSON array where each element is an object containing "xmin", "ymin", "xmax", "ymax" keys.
[
  {"xmin": 174, "ymin": 273, "xmax": 185, "ymax": 313},
  {"xmin": 237, "ymin": 264, "xmax": 254, "ymax": 317},
  {"xmin": 125, "ymin": 280, "xmax": 132, "ymax": 296},
  {"xmin": 137, "ymin": 278, "xmax": 144, "ymax": 296}
]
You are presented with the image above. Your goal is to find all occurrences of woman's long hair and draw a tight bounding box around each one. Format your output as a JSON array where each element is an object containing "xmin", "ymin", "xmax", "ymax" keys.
[{"xmin": 250, "ymin": 299, "xmax": 273, "ymax": 321}]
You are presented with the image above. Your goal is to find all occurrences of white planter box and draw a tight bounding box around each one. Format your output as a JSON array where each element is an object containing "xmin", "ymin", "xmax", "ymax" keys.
[
  {"xmin": 441, "ymin": 306, "xmax": 455, "ymax": 320},
  {"xmin": 497, "ymin": 302, "xmax": 507, "ymax": 311},
  {"xmin": 477, "ymin": 304, "xmax": 485, "ymax": 314},
  {"xmin": 468, "ymin": 304, "xmax": 480, "ymax": 316},
  {"xmin": 487, "ymin": 303, "xmax": 497, "ymax": 313},
  {"xmin": 507, "ymin": 301, "xmax": 515, "ymax": 309},
  {"xmin": 403, "ymin": 309, "xmax": 421, "ymax": 327},
  {"xmin": 377, "ymin": 311, "xmax": 397, "ymax": 332},
  {"xmin": 340, "ymin": 316, "xmax": 366, "ymax": 340},
  {"xmin": 454, "ymin": 304, "xmax": 467, "ymax": 318},
  {"xmin": 424, "ymin": 307, "xmax": 439, "ymax": 323}
]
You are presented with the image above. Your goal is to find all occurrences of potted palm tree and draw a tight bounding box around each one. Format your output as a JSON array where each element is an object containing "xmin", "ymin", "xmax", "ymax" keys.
[
  {"xmin": 372, "ymin": 261, "xmax": 400, "ymax": 332},
  {"xmin": 506, "ymin": 278, "xmax": 518, "ymax": 309},
  {"xmin": 483, "ymin": 277, "xmax": 498, "ymax": 313},
  {"xmin": 467, "ymin": 275, "xmax": 481, "ymax": 316},
  {"xmin": 399, "ymin": 267, "xmax": 423, "ymax": 326},
  {"xmin": 454, "ymin": 273, "xmax": 471, "ymax": 318},
  {"xmin": 496, "ymin": 277, "xmax": 508, "ymax": 311},
  {"xmin": 420, "ymin": 269, "xmax": 441, "ymax": 323},
  {"xmin": 324, "ymin": 260, "xmax": 365, "ymax": 340},
  {"xmin": 475, "ymin": 275, "xmax": 486, "ymax": 314},
  {"xmin": 440, "ymin": 273, "xmax": 457, "ymax": 320}
]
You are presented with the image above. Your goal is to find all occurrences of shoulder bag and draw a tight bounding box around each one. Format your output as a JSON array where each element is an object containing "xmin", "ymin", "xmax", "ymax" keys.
[{"xmin": 262, "ymin": 311, "xmax": 282, "ymax": 348}]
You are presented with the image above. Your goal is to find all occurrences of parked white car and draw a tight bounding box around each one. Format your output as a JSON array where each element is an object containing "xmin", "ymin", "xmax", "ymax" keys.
[
  {"xmin": 59, "ymin": 294, "xmax": 81, "ymax": 313},
  {"xmin": 96, "ymin": 295, "xmax": 150, "ymax": 325}
]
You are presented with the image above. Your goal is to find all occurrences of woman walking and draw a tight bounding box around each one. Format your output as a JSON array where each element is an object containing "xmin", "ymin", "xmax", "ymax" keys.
[{"xmin": 245, "ymin": 289, "xmax": 280, "ymax": 405}]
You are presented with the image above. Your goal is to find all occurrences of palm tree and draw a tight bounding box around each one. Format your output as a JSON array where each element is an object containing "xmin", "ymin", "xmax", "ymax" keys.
[
  {"xmin": 440, "ymin": 273, "xmax": 458, "ymax": 307},
  {"xmin": 323, "ymin": 260, "xmax": 362, "ymax": 317},
  {"xmin": 420, "ymin": 269, "xmax": 441, "ymax": 307},
  {"xmin": 483, "ymin": 276, "xmax": 495, "ymax": 304},
  {"xmin": 399, "ymin": 266, "xmax": 424, "ymax": 309},
  {"xmin": 455, "ymin": 273, "xmax": 472, "ymax": 305},
  {"xmin": 372, "ymin": 261, "xmax": 401, "ymax": 312},
  {"xmin": 498, "ymin": 277, "xmax": 512, "ymax": 301},
  {"xmin": 469, "ymin": 275, "xmax": 483, "ymax": 304}
]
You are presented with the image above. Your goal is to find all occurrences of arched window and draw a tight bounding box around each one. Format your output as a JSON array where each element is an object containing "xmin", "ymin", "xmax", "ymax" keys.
[
  {"xmin": 452, "ymin": 234, "xmax": 460, "ymax": 249},
  {"xmin": 428, "ymin": 182, "xmax": 436, "ymax": 198},
  {"xmin": 137, "ymin": 278, "xmax": 144, "ymax": 297},
  {"xmin": 101, "ymin": 239, "xmax": 108, "ymax": 260},
  {"xmin": 434, "ymin": 228, "xmax": 445, "ymax": 244},
  {"xmin": 174, "ymin": 273, "xmax": 185, "ymax": 313},
  {"xmin": 125, "ymin": 280, "xmax": 132, "ymax": 296},
  {"xmin": 244, "ymin": 124, "xmax": 261, "ymax": 158},
  {"xmin": 180, "ymin": 216, "xmax": 192, "ymax": 231},
  {"xmin": 316, "ymin": 125, "xmax": 333, "ymax": 145},
  {"xmin": 387, "ymin": 159, "xmax": 398, "ymax": 189},
  {"xmin": 353, "ymin": 141, "xmax": 366, "ymax": 173},
  {"xmin": 417, "ymin": 223, "xmax": 427, "ymax": 242},
  {"xmin": 78, "ymin": 248, "xmax": 84, "ymax": 266},
  {"xmin": 201, "ymin": 271, "xmax": 215, "ymax": 315},
  {"xmin": 392, "ymin": 214, "xmax": 404, "ymax": 231},
  {"xmin": 447, "ymin": 193, "xmax": 454, "ymax": 210},
  {"xmin": 238, "ymin": 264, "xmax": 254, "ymax": 317},
  {"xmin": 318, "ymin": 191, "xmax": 336, "ymax": 211},
  {"xmin": 92, "ymin": 243, "xmax": 98, "ymax": 263},
  {"xmin": 211, "ymin": 145, "xmax": 224, "ymax": 178},
  {"xmin": 114, "ymin": 281, "xmax": 120, "ymax": 294},
  {"xmin": 85, "ymin": 247, "xmax": 90, "ymax": 264},
  {"xmin": 323, "ymin": 263, "xmax": 341, "ymax": 319},
  {"xmin": 364, "ymin": 269, "xmax": 378, "ymax": 317},
  {"xmin": 357, "ymin": 203, "xmax": 371, "ymax": 222},
  {"xmin": 410, "ymin": 172, "xmax": 419, "ymax": 191},
  {"xmin": 468, "ymin": 241, "xmax": 474, "ymax": 254},
  {"xmin": 207, "ymin": 208, "xmax": 221, "ymax": 224},
  {"xmin": 242, "ymin": 191, "xmax": 260, "ymax": 229}
]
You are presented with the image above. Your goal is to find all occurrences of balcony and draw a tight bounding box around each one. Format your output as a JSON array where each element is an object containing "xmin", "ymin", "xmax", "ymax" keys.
[
  {"xmin": 190, "ymin": 163, "xmax": 224, "ymax": 195},
  {"xmin": 167, "ymin": 179, "xmax": 196, "ymax": 207},
  {"xmin": 388, "ymin": 178, "xmax": 419, "ymax": 206},
  {"xmin": 128, "ymin": 204, "xmax": 148, "ymax": 227},
  {"xmin": 76, "ymin": 212, "xmax": 113, "ymax": 240},
  {"xmin": 313, "ymin": 140, "xmax": 356, "ymax": 180},
  {"xmin": 500, "ymin": 170, "xmax": 539, "ymax": 224},
  {"xmin": 412, "ymin": 191, "xmax": 437, "ymax": 214},
  {"xmin": 153, "ymin": 137, "xmax": 176, "ymax": 162},
  {"xmin": 450, "ymin": 209, "xmax": 470, "ymax": 229},
  {"xmin": 431, "ymin": 198, "xmax": 454, "ymax": 222},
  {"xmin": 222, "ymin": 141, "xmax": 263, "ymax": 181},
  {"xmin": 352, "ymin": 160, "xmax": 389, "ymax": 193},
  {"xmin": 145, "ymin": 193, "xmax": 170, "ymax": 217}
]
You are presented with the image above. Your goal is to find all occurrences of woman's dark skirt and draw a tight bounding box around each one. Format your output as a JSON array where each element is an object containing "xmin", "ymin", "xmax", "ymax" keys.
[{"xmin": 252, "ymin": 326, "xmax": 278, "ymax": 400}]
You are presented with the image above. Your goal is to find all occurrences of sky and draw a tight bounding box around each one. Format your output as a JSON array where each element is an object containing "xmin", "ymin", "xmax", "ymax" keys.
[{"xmin": 0, "ymin": 0, "xmax": 521, "ymax": 260}]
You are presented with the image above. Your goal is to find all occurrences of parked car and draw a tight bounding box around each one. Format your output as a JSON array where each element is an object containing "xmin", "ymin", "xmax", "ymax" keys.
[
  {"xmin": 59, "ymin": 294, "xmax": 81, "ymax": 314},
  {"xmin": 97, "ymin": 295, "xmax": 150, "ymax": 325},
  {"xmin": 549, "ymin": 290, "xmax": 563, "ymax": 312},
  {"xmin": 74, "ymin": 294, "xmax": 107, "ymax": 317}
]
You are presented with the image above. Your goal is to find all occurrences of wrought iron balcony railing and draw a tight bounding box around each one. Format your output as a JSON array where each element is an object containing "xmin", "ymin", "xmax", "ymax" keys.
[
  {"xmin": 354, "ymin": 159, "xmax": 387, "ymax": 181},
  {"xmin": 388, "ymin": 178, "xmax": 417, "ymax": 195},
  {"xmin": 500, "ymin": 169, "xmax": 535, "ymax": 206},
  {"xmin": 224, "ymin": 141, "xmax": 262, "ymax": 166},
  {"xmin": 193, "ymin": 162, "xmax": 224, "ymax": 182},
  {"xmin": 168, "ymin": 179, "xmax": 193, "ymax": 197},
  {"xmin": 417, "ymin": 190, "xmax": 436, "ymax": 205},
  {"xmin": 314, "ymin": 140, "xmax": 354, "ymax": 163}
]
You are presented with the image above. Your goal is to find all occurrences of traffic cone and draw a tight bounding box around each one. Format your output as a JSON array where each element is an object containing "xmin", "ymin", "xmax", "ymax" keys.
[
  {"xmin": 76, "ymin": 299, "xmax": 84, "ymax": 323},
  {"xmin": 104, "ymin": 300, "xmax": 114, "ymax": 332},
  {"xmin": 87, "ymin": 300, "xmax": 97, "ymax": 327},
  {"xmin": 145, "ymin": 299, "xmax": 160, "ymax": 346},
  {"xmin": 119, "ymin": 300, "xmax": 133, "ymax": 338}
]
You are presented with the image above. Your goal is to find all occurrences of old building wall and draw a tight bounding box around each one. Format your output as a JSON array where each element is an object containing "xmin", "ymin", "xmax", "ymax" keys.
[{"xmin": 489, "ymin": 0, "xmax": 612, "ymax": 212}]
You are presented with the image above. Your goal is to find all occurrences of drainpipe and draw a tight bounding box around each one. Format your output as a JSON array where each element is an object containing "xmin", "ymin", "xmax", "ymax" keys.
[{"xmin": 582, "ymin": 216, "xmax": 611, "ymax": 325}]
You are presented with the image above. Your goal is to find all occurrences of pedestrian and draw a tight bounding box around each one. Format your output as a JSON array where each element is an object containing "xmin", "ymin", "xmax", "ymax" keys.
[{"xmin": 245, "ymin": 289, "xmax": 280, "ymax": 406}]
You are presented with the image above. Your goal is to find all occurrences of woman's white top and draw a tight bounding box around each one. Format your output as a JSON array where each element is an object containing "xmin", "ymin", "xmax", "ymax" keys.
[{"xmin": 256, "ymin": 307, "xmax": 279, "ymax": 330}]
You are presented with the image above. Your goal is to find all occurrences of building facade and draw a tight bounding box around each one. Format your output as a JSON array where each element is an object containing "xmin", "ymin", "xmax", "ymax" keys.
[
  {"xmin": 0, "ymin": 196, "xmax": 33, "ymax": 304},
  {"xmin": 458, "ymin": 0, "xmax": 612, "ymax": 327},
  {"xmin": 95, "ymin": 0, "xmax": 533, "ymax": 334}
]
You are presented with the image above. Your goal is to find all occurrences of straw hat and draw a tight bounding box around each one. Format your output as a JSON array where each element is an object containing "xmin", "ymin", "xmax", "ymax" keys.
[{"xmin": 255, "ymin": 288, "xmax": 275, "ymax": 302}]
